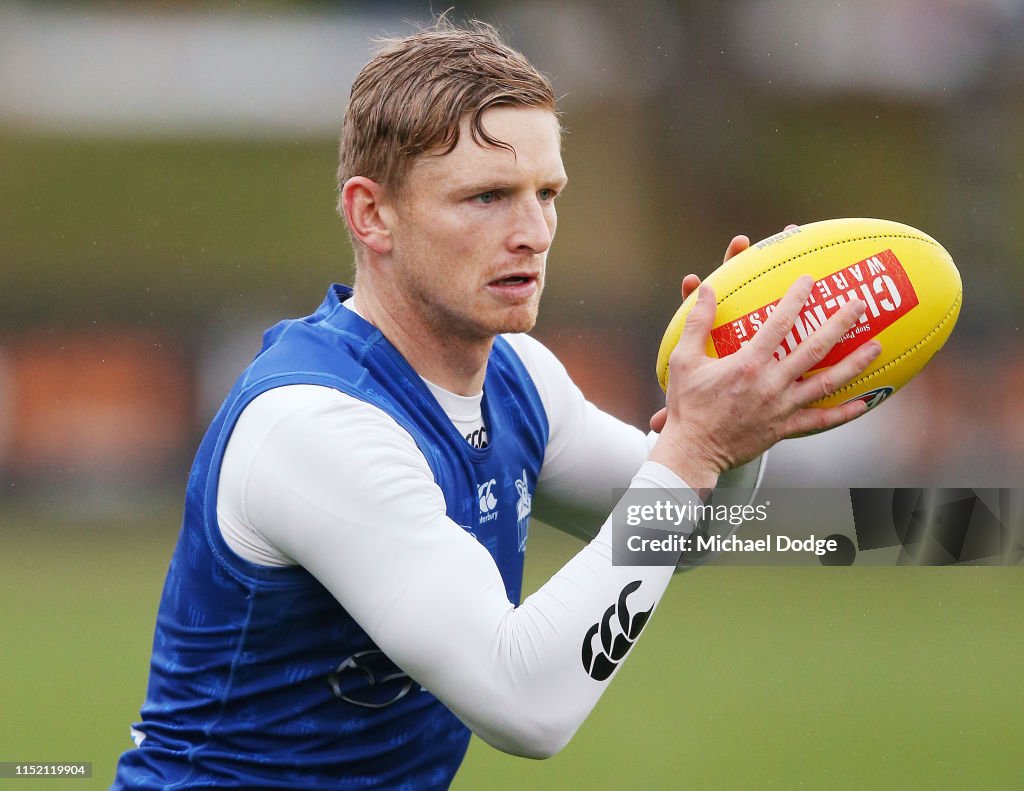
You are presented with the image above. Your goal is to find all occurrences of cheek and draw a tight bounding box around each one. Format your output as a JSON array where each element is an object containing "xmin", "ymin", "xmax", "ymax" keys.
[
  {"xmin": 394, "ymin": 215, "xmax": 450, "ymax": 263},
  {"xmin": 413, "ymin": 207, "xmax": 478, "ymax": 253},
  {"xmin": 440, "ymin": 219, "xmax": 502, "ymax": 273}
]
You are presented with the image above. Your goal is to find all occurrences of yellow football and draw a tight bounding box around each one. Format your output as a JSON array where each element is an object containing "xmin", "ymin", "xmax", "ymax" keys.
[{"xmin": 656, "ymin": 218, "xmax": 962, "ymax": 413}]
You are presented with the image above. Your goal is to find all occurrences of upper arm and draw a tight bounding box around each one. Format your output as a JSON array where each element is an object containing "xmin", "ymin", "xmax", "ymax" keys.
[{"xmin": 503, "ymin": 333, "xmax": 653, "ymax": 513}]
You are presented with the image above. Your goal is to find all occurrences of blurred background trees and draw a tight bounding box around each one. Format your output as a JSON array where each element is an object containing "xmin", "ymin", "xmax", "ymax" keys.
[{"xmin": 2, "ymin": 0, "xmax": 1022, "ymax": 508}]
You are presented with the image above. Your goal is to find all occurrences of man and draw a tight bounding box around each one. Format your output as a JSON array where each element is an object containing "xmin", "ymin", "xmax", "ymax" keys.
[{"xmin": 113, "ymin": 18, "xmax": 879, "ymax": 789}]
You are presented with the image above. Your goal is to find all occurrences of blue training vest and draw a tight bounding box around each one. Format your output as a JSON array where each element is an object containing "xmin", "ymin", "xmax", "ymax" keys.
[{"xmin": 113, "ymin": 284, "xmax": 549, "ymax": 789}]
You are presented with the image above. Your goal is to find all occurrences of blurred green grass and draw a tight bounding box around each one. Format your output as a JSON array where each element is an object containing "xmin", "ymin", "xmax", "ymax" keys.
[{"xmin": 1, "ymin": 507, "xmax": 1021, "ymax": 790}]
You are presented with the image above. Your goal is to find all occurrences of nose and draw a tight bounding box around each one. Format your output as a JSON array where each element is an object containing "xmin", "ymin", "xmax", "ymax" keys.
[{"xmin": 508, "ymin": 197, "xmax": 554, "ymax": 255}]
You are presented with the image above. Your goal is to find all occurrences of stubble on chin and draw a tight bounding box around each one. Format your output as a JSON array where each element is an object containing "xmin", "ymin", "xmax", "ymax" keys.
[
  {"xmin": 438, "ymin": 293, "xmax": 542, "ymax": 343},
  {"xmin": 493, "ymin": 284, "xmax": 544, "ymax": 336},
  {"xmin": 506, "ymin": 301, "xmax": 541, "ymax": 335}
]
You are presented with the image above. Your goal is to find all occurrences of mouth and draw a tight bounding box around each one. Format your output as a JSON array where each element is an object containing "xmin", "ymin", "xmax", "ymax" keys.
[
  {"xmin": 486, "ymin": 272, "xmax": 540, "ymax": 300},
  {"xmin": 491, "ymin": 274, "xmax": 535, "ymax": 286}
]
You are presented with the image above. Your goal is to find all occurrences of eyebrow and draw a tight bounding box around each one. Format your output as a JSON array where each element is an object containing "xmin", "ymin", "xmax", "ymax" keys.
[
  {"xmin": 455, "ymin": 181, "xmax": 513, "ymax": 195},
  {"xmin": 452, "ymin": 175, "xmax": 569, "ymax": 197}
]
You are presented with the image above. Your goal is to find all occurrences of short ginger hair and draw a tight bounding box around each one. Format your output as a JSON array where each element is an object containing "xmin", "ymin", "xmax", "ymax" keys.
[{"xmin": 336, "ymin": 16, "xmax": 558, "ymax": 211}]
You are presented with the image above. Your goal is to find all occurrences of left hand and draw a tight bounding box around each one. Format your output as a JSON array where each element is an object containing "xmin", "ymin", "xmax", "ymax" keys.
[{"xmin": 649, "ymin": 226, "xmax": 797, "ymax": 434}]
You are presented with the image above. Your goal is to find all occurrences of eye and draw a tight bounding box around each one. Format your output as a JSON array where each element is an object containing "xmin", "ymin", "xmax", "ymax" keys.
[
  {"xmin": 475, "ymin": 191, "xmax": 497, "ymax": 204},
  {"xmin": 538, "ymin": 188, "xmax": 558, "ymax": 202}
]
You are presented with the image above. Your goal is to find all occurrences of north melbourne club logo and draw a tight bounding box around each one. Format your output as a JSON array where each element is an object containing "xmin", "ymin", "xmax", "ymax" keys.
[
  {"xmin": 581, "ymin": 581, "xmax": 654, "ymax": 681},
  {"xmin": 515, "ymin": 470, "xmax": 532, "ymax": 552}
]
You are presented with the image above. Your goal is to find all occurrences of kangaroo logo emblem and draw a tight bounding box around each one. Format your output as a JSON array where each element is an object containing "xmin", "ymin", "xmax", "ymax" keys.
[{"xmin": 515, "ymin": 470, "xmax": 532, "ymax": 551}]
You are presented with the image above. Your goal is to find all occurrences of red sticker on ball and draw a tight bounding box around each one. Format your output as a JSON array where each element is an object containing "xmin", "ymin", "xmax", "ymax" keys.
[{"xmin": 710, "ymin": 249, "xmax": 919, "ymax": 370}]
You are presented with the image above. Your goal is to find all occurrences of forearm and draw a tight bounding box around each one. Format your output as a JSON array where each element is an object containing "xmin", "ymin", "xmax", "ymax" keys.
[{"xmin": 368, "ymin": 462, "xmax": 690, "ymax": 758}]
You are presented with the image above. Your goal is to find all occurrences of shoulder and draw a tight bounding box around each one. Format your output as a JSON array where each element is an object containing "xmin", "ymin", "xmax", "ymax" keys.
[
  {"xmin": 237, "ymin": 383, "xmax": 399, "ymax": 434},
  {"xmin": 499, "ymin": 332, "xmax": 576, "ymax": 399},
  {"xmin": 500, "ymin": 332, "xmax": 564, "ymax": 372},
  {"xmin": 228, "ymin": 384, "xmax": 434, "ymax": 483},
  {"xmin": 219, "ymin": 384, "xmax": 438, "ymax": 566},
  {"xmin": 497, "ymin": 333, "xmax": 579, "ymax": 437}
]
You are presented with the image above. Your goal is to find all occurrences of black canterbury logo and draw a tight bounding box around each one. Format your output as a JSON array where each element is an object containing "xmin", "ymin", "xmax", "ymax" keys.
[
  {"xmin": 465, "ymin": 426, "xmax": 489, "ymax": 449},
  {"xmin": 581, "ymin": 580, "xmax": 653, "ymax": 681}
]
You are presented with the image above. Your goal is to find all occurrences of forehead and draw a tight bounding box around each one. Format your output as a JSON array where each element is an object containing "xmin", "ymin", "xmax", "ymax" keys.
[{"xmin": 409, "ymin": 106, "xmax": 565, "ymax": 189}]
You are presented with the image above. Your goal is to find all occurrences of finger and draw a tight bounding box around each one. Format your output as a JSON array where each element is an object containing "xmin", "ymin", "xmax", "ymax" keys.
[
  {"xmin": 781, "ymin": 297, "xmax": 867, "ymax": 378},
  {"xmin": 675, "ymin": 284, "xmax": 718, "ymax": 358},
  {"xmin": 782, "ymin": 398, "xmax": 869, "ymax": 437},
  {"xmin": 747, "ymin": 275, "xmax": 814, "ymax": 362},
  {"xmin": 650, "ymin": 407, "xmax": 668, "ymax": 433},
  {"xmin": 681, "ymin": 274, "xmax": 701, "ymax": 302},
  {"xmin": 723, "ymin": 235, "xmax": 750, "ymax": 263},
  {"xmin": 790, "ymin": 340, "xmax": 882, "ymax": 407}
]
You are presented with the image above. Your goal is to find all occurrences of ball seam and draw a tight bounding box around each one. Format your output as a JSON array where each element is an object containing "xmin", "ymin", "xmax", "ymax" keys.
[
  {"xmin": 720, "ymin": 233, "xmax": 945, "ymax": 304},
  {"xmin": 815, "ymin": 287, "xmax": 963, "ymax": 403}
]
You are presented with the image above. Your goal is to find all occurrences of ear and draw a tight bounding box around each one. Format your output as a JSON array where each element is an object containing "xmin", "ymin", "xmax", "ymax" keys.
[{"xmin": 341, "ymin": 176, "xmax": 393, "ymax": 255}]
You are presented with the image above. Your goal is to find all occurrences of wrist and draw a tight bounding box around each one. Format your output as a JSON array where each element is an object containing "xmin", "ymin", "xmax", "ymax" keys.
[{"xmin": 648, "ymin": 438, "xmax": 720, "ymax": 494}]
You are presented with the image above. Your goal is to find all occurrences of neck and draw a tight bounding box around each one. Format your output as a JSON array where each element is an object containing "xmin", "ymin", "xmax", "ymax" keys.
[{"xmin": 352, "ymin": 275, "xmax": 492, "ymax": 397}]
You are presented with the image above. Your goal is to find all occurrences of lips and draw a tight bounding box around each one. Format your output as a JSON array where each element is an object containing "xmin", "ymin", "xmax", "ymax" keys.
[
  {"xmin": 486, "ymin": 272, "xmax": 540, "ymax": 300},
  {"xmin": 492, "ymin": 275, "xmax": 534, "ymax": 286}
]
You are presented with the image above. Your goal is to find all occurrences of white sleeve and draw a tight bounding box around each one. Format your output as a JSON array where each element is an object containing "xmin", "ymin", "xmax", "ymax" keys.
[
  {"xmin": 503, "ymin": 333, "xmax": 656, "ymax": 513},
  {"xmin": 233, "ymin": 385, "xmax": 696, "ymax": 759}
]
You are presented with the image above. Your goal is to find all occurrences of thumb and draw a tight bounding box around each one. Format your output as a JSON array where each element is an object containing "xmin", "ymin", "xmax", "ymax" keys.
[
  {"xmin": 676, "ymin": 284, "xmax": 717, "ymax": 357},
  {"xmin": 649, "ymin": 407, "xmax": 668, "ymax": 433}
]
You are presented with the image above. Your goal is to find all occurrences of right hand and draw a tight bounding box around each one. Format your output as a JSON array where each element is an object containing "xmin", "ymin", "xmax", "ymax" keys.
[{"xmin": 648, "ymin": 275, "xmax": 882, "ymax": 490}]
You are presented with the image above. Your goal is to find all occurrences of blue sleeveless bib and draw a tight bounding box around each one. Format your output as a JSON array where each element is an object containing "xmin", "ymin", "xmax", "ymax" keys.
[{"xmin": 113, "ymin": 285, "xmax": 549, "ymax": 789}]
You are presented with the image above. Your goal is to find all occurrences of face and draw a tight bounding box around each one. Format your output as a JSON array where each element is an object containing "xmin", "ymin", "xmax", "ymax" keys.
[{"xmin": 382, "ymin": 105, "xmax": 567, "ymax": 343}]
